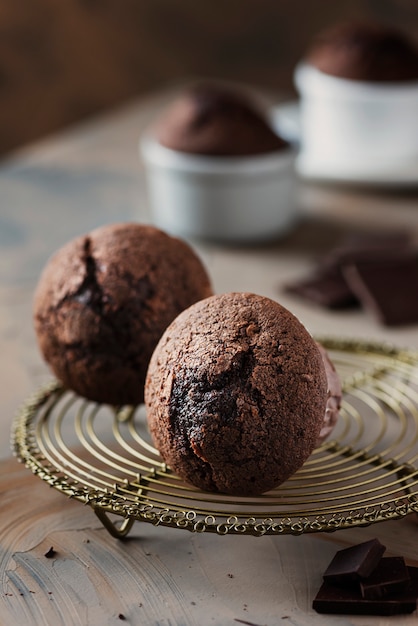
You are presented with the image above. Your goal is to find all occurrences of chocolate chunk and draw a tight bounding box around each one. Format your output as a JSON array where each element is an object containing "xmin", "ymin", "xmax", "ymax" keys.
[
  {"xmin": 343, "ymin": 255, "xmax": 418, "ymax": 326},
  {"xmin": 360, "ymin": 557, "xmax": 410, "ymax": 600},
  {"xmin": 323, "ymin": 539, "xmax": 386, "ymax": 583},
  {"xmin": 284, "ymin": 271, "xmax": 357, "ymax": 309},
  {"xmin": 313, "ymin": 567, "xmax": 418, "ymax": 615},
  {"xmin": 320, "ymin": 231, "xmax": 414, "ymax": 272},
  {"xmin": 284, "ymin": 232, "xmax": 414, "ymax": 310},
  {"xmin": 313, "ymin": 565, "xmax": 418, "ymax": 616}
]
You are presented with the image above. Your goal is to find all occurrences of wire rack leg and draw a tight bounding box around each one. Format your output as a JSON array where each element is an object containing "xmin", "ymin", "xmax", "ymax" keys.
[{"xmin": 94, "ymin": 508, "xmax": 136, "ymax": 539}]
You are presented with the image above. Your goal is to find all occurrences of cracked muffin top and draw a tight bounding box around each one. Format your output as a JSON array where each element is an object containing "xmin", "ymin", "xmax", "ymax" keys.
[
  {"xmin": 33, "ymin": 222, "xmax": 212, "ymax": 405},
  {"xmin": 304, "ymin": 21, "xmax": 418, "ymax": 82},
  {"xmin": 153, "ymin": 83, "xmax": 288, "ymax": 156},
  {"xmin": 145, "ymin": 292, "xmax": 329, "ymax": 495}
]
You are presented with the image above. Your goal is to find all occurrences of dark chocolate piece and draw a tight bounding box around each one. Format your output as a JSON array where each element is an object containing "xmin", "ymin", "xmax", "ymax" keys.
[
  {"xmin": 284, "ymin": 232, "xmax": 414, "ymax": 310},
  {"xmin": 360, "ymin": 557, "xmax": 410, "ymax": 600},
  {"xmin": 343, "ymin": 255, "xmax": 418, "ymax": 326},
  {"xmin": 284, "ymin": 271, "xmax": 357, "ymax": 309},
  {"xmin": 323, "ymin": 538, "xmax": 386, "ymax": 583},
  {"xmin": 320, "ymin": 232, "xmax": 413, "ymax": 273},
  {"xmin": 313, "ymin": 569, "xmax": 418, "ymax": 616}
]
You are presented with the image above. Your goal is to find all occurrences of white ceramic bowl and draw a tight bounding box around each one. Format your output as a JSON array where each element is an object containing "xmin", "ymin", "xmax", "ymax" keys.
[
  {"xmin": 140, "ymin": 136, "xmax": 297, "ymax": 243},
  {"xmin": 294, "ymin": 62, "xmax": 418, "ymax": 179}
]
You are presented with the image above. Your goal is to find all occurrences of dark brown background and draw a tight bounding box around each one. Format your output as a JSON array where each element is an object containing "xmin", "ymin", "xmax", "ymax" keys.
[{"xmin": 0, "ymin": 0, "xmax": 417, "ymax": 155}]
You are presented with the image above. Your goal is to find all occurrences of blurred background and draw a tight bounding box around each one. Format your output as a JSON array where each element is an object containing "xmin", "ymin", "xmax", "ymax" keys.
[{"xmin": 0, "ymin": 0, "xmax": 417, "ymax": 157}]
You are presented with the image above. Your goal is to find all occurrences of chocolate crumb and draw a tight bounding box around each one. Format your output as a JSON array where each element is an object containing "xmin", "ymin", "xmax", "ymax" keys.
[
  {"xmin": 118, "ymin": 614, "xmax": 126, "ymax": 621},
  {"xmin": 227, "ymin": 573, "xmax": 234, "ymax": 578},
  {"xmin": 44, "ymin": 547, "xmax": 56, "ymax": 559}
]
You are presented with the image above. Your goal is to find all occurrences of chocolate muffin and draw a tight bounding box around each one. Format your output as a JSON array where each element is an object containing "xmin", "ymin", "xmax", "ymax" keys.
[
  {"xmin": 154, "ymin": 83, "xmax": 288, "ymax": 156},
  {"xmin": 33, "ymin": 222, "xmax": 212, "ymax": 406},
  {"xmin": 305, "ymin": 21, "xmax": 418, "ymax": 82},
  {"xmin": 145, "ymin": 292, "xmax": 332, "ymax": 496}
]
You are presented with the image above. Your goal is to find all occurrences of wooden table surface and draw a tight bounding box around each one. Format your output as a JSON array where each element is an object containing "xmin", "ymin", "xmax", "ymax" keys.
[{"xmin": 1, "ymin": 92, "xmax": 418, "ymax": 625}]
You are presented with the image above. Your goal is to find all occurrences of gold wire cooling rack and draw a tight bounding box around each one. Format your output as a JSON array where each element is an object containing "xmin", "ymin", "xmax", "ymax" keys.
[{"xmin": 11, "ymin": 338, "xmax": 418, "ymax": 539}]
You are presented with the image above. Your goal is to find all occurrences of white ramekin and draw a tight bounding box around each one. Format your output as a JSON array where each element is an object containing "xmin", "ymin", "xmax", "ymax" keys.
[
  {"xmin": 140, "ymin": 136, "xmax": 297, "ymax": 243},
  {"xmin": 294, "ymin": 62, "xmax": 418, "ymax": 179}
]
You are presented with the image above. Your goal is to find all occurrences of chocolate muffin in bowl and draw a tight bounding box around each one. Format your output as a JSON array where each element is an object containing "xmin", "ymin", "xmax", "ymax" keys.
[
  {"xmin": 141, "ymin": 83, "xmax": 296, "ymax": 242},
  {"xmin": 33, "ymin": 222, "xmax": 212, "ymax": 406},
  {"xmin": 145, "ymin": 292, "xmax": 341, "ymax": 496},
  {"xmin": 154, "ymin": 84, "xmax": 288, "ymax": 156},
  {"xmin": 305, "ymin": 21, "xmax": 418, "ymax": 83},
  {"xmin": 294, "ymin": 21, "xmax": 418, "ymax": 181}
]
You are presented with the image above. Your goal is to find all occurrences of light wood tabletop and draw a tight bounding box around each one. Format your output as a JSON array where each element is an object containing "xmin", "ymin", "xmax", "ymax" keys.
[{"xmin": 1, "ymin": 91, "xmax": 418, "ymax": 625}]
